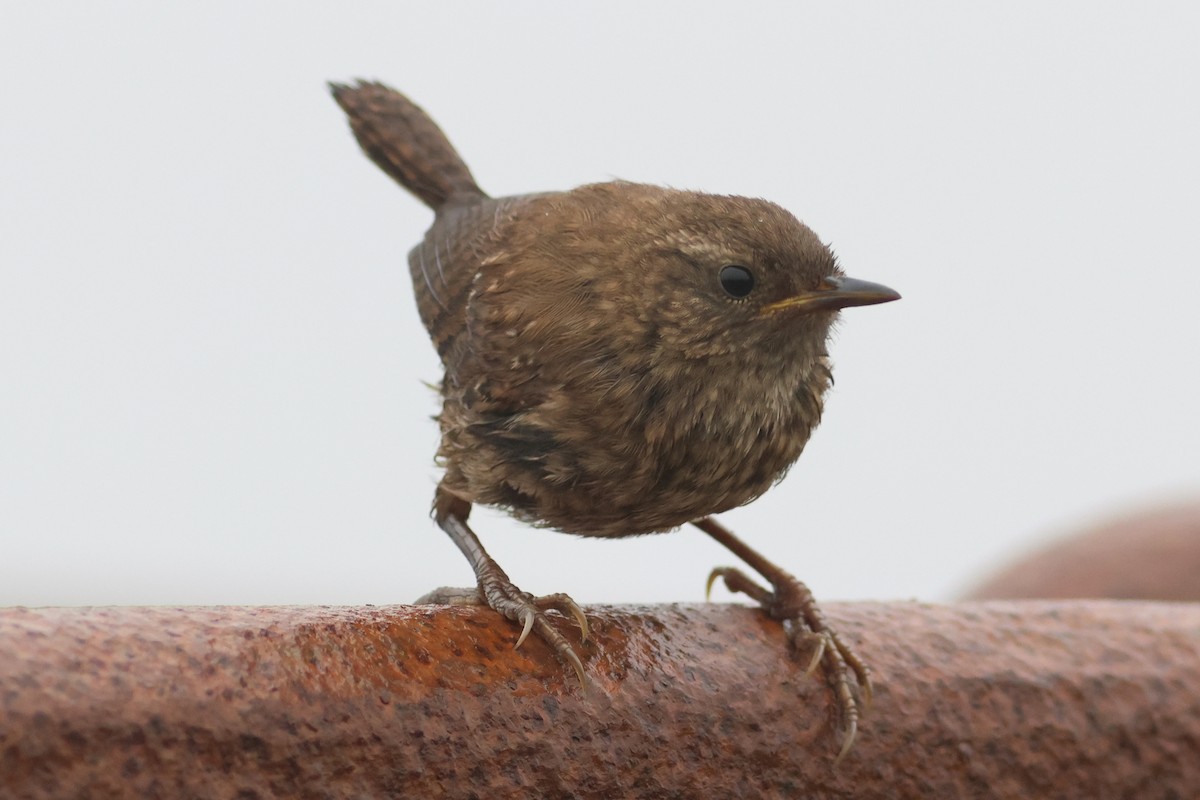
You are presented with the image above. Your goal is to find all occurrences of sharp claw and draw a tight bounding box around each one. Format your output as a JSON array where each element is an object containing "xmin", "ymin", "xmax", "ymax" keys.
[
  {"xmin": 533, "ymin": 594, "xmax": 590, "ymax": 644},
  {"xmin": 805, "ymin": 633, "xmax": 827, "ymax": 676},
  {"xmin": 514, "ymin": 607, "xmax": 535, "ymax": 650},
  {"xmin": 861, "ymin": 674, "xmax": 875, "ymax": 708},
  {"xmin": 704, "ymin": 569, "xmax": 723, "ymax": 601},
  {"xmin": 834, "ymin": 718, "xmax": 857, "ymax": 766},
  {"xmin": 567, "ymin": 600, "xmax": 590, "ymax": 643},
  {"xmin": 564, "ymin": 644, "xmax": 588, "ymax": 687}
]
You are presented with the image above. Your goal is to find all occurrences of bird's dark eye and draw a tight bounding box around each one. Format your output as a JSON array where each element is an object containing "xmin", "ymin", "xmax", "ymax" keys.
[{"xmin": 718, "ymin": 265, "xmax": 755, "ymax": 298}]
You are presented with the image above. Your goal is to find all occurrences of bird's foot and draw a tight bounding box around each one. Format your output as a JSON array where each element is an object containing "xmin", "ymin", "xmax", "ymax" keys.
[
  {"xmin": 706, "ymin": 566, "xmax": 872, "ymax": 762},
  {"xmin": 416, "ymin": 585, "xmax": 590, "ymax": 684}
]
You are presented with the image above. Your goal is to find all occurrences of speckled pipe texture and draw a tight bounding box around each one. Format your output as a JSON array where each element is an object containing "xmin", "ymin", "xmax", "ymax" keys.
[{"xmin": 1, "ymin": 602, "xmax": 1198, "ymax": 799}]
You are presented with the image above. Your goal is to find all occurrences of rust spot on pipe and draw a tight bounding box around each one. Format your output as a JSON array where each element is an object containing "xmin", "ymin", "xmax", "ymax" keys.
[{"xmin": 1, "ymin": 602, "xmax": 1198, "ymax": 798}]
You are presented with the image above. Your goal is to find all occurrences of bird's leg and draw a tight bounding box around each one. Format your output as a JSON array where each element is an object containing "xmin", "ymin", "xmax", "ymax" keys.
[
  {"xmin": 694, "ymin": 516, "xmax": 872, "ymax": 761},
  {"xmin": 418, "ymin": 490, "xmax": 589, "ymax": 684}
]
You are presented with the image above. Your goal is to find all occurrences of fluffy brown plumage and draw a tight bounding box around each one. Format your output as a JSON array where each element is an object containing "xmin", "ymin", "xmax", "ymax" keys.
[{"xmin": 331, "ymin": 80, "xmax": 898, "ymax": 758}]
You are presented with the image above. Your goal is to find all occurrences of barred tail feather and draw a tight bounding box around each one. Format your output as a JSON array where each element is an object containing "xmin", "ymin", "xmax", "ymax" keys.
[{"xmin": 330, "ymin": 80, "xmax": 485, "ymax": 209}]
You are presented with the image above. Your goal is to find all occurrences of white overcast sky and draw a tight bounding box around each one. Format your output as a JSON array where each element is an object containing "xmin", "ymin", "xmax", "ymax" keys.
[{"xmin": 2, "ymin": 3, "xmax": 1198, "ymax": 607}]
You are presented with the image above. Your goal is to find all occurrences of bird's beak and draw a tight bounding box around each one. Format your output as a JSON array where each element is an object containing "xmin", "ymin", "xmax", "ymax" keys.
[{"xmin": 762, "ymin": 276, "xmax": 901, "ymax": 315}]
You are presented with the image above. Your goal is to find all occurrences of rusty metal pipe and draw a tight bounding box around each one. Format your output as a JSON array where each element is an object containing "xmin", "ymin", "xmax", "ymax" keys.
[
  {"xmin": 964, "ymin": 499, "xmax": 1200, "ymax": 601},
  {"xmin": 2, "ymin": 601, "xmax": 1198, "ymax": 798}
]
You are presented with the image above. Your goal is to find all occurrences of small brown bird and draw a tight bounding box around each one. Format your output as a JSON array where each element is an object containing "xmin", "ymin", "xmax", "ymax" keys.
[{"xmin": 331, "ymin": 80, "xmax": 898, "ymax": 757}]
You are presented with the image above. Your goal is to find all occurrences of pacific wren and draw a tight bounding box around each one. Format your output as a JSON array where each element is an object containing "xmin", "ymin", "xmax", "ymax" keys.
[{"xmin": 331, "ymin": 80, "xmax": 899, "ymax": 757}]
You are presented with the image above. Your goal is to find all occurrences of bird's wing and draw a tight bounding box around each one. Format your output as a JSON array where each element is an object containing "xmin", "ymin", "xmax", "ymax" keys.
[{"xmin": 407, "ymin": 194, "xmax": 543, "ymax": 367}]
